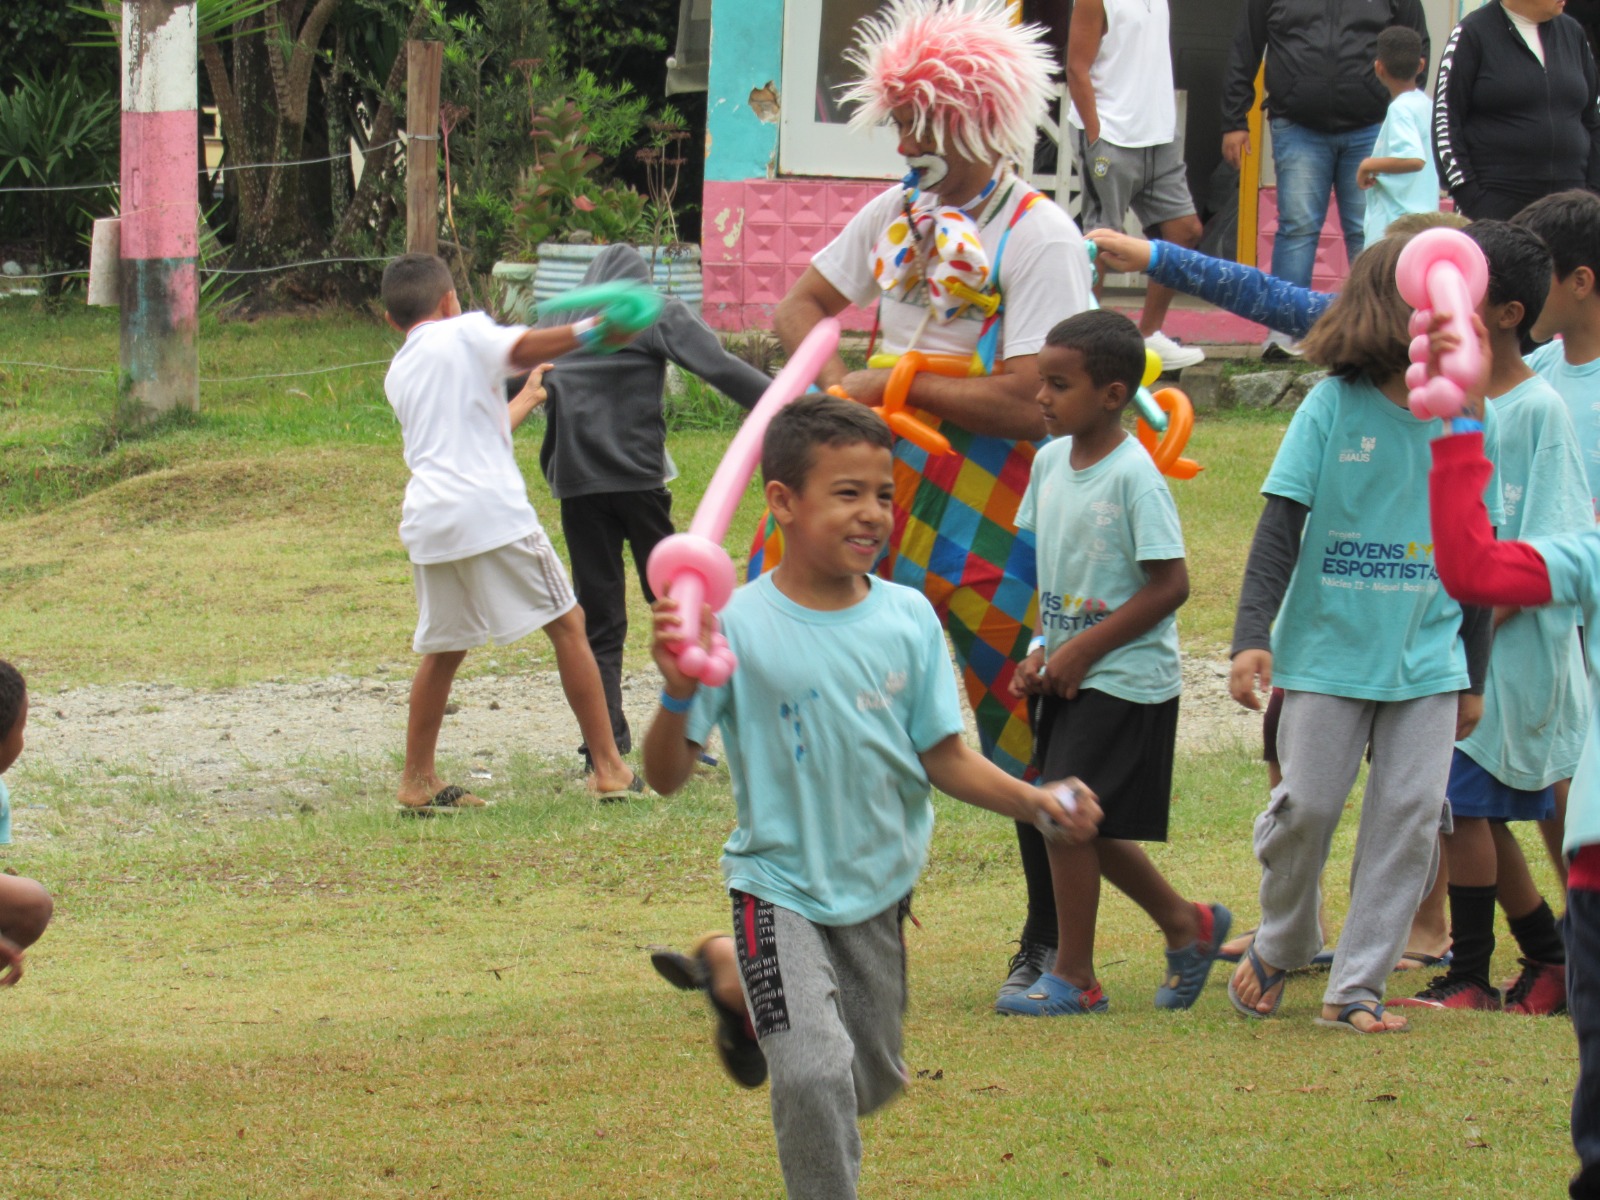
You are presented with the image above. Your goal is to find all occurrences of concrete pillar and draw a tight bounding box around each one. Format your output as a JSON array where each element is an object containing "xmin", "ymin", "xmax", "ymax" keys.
[{"xmin": 120, "ymin": 0, "xmax": 199, "ymax": 414}]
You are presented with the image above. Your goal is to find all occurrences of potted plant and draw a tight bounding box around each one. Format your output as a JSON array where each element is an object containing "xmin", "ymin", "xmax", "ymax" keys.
[{"xmin": 491, "ymin": 97, "xmax": 701, "ymax": 322}]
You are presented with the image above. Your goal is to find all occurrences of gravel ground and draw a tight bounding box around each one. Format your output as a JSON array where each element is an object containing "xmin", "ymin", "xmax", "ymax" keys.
[{"xmin": 15, "ymin": 654, "xmax": 1259, "ymax": 821}]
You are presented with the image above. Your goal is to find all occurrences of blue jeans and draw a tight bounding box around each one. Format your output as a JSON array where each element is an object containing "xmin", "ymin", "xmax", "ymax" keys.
[{"xmin": 1269, "ymin": 118, "xmax": 1381, "ymax": 289}]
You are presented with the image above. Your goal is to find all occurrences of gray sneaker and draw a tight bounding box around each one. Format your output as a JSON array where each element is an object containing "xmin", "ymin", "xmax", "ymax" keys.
[{"xmin": 995, "ymin": 939, "xmax": 1056, "ymax": 1007}]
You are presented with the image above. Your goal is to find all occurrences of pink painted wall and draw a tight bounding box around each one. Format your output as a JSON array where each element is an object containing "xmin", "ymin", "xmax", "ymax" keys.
[{"xmin": 701, "ymin": 178, "xmax": 888, "ymax": 332}]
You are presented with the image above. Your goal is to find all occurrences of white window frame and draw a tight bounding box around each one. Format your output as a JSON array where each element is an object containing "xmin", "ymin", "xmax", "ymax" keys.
[{"xmin": 778, "ymin": 0, "xmax": 903, "ymax": 178}]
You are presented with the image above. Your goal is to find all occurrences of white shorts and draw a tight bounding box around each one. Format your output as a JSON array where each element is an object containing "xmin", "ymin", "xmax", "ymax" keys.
[{"xmin": 411, "ymin": 532, "xmax": 576, "ymax": 654}]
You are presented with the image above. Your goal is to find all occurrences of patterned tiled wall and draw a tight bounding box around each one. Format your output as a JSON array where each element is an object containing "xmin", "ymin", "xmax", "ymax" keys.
[{"xmin": 701, "ymin": 178, "xmax": 893, "ymax": 332}]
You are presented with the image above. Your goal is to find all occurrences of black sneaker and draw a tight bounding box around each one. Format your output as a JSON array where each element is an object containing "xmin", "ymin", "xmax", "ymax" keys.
[
  {"xmin": 995, "ymin": 939, "xmax": 1056, "ymax": 1008},
  {"xmin": 651, "ymin": 940, "xmax": 767, "ymax": 1088}
]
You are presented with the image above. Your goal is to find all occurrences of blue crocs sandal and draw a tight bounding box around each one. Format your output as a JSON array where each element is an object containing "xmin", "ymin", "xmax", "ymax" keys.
[
  {"xmin": 1227, "ymin": 944, "xmax": 1287, "ymax": 1019},
  {"xmin": 1156, "ymin": 903, "xmax": 1233, "ymax": 1010},
  {"xmin": 995, "ymin": 972, "xmax": 1109, "ymax": 1017}
]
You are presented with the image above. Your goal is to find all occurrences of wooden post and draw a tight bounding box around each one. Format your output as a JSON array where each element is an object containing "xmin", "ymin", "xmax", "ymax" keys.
[
  {"xmin": 1236, "ymin": 65, "xmax": 1266, "ymax": 269},
  {"xmin": 120, "ymin": 0, "xmax": 199, "ymax": 414},
  {"xmin": 405, "ymin": 40, "xmax": 443, "ymax": 255}
]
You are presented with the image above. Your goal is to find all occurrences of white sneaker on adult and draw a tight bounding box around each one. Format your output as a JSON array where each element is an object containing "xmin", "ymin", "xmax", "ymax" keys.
[
  {"xmin": 1260, "ymin": 329, "xmax": 1304, "ymax": 361},
  {"xmin": 1144, "ymin": 329, "xmax": 1205, "ymax": 371}
]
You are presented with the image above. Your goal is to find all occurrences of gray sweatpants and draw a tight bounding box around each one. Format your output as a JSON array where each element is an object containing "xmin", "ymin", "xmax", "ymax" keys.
[
  {"xmin": 1255, "ymin": 690, "xmax": 1454, "ymax": 1007},
  {"xmin": 732, "ymin": 891, "xmax": 909, "ymax": 1200}
]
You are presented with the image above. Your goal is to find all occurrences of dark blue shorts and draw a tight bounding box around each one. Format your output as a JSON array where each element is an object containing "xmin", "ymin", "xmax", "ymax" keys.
[{"xmin": 1447, "ymin": 748, "xmax": 1555, "ymax": 822}]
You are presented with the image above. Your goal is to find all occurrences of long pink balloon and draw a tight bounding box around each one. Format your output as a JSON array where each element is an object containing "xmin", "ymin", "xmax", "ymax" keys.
[
  {"xmin": 1395, "ymin": 227, "xmax": 1488, "ymax": 421},
  {"xmin": 646, "ymin": 317, "xmax": 842, "ymax": 684}
]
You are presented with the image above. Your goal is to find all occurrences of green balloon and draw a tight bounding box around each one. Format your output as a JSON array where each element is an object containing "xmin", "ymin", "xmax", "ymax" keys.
[{"xmin": 539, "ymin": 280, "xmax": 665, "ymax": 351}]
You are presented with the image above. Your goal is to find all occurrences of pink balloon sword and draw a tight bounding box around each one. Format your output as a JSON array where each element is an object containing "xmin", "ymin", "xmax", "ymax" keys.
[{"xmin": 646, "ymin": 317, "xmax": 843, "ymax": 685}]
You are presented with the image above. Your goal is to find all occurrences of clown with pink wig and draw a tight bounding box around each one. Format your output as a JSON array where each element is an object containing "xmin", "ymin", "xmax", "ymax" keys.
[{"xmin": 772, "ymin": 0, "xmax": 1093, "ymax": 1003}]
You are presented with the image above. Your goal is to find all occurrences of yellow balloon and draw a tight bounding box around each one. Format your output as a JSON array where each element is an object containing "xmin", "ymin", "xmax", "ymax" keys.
[{"xmin": 1142, "ymin": 348, "xmax": 1163, "ymax": 388}]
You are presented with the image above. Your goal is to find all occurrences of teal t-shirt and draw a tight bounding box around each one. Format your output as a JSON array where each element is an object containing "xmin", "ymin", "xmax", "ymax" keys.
[
  {"xmin": 0, "ymin": 777, "xmax": 9, "ymax": 845},
  {"xmin": 1265, "ymin": 375, "xmax": 1503, "ymax": 701},
  {"xmin": 1459, "ymin": 377, "xmax": 1591, "ymax": 789},
  {"xmin": 1527, "ymin": 339, "xmax": 1600, "ymax": 520},
  {"xmin": 1362, "ymin": 90, "xmax": 1440, "ymax": 248},
  {"xmin": 685, "ymin": 573, "xmax": 966, "ymax": 927},
  {"xmin": 1528, "ymin": 531, "xmax": 1600, "ymax": 852},
  {"xmin": 1016, "ymin": 435, "xmax": 1185, "ymax": 703}
]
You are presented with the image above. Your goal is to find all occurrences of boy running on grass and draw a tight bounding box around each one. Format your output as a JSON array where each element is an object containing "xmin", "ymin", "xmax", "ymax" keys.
[
  {"xmin": 381, "ymin": 253, "xmax": 641, "ymax": 809},
  {"xmin": 642, "ymin": 395, "xmax": 1099, "ymax": 1200}
]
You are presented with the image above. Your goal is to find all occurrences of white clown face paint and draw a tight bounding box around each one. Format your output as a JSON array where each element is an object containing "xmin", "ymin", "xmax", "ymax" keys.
[{"xmin": 905, "ymin": 153, "xmax": 950, "ymax": 190}]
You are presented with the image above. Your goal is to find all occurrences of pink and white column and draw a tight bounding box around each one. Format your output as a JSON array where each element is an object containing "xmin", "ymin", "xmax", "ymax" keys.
[{"xmin": 120, "ymin": 0, "xmax": 198, "ymax": 413}]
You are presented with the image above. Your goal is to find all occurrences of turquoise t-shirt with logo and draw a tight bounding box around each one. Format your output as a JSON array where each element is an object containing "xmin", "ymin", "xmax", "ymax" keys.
[
  {"xmin": 0, "ymin": 777, "xmax": 10, "ymax": 845},
  {"xmin": 1362, "ymin": 90, "xmax": 1440, "ymax": 248},
  {"xmin": 1459, "ymin": 377, "xmax": 1591, "ymax": 789},
  {"xmin": 686, "ymin": 573, "xmax": 966, "ymax": 927},
  {"xmin": 1527, "ymin": 339, "xmax": 1600, "ymax": 520},
  {"xmin": 1528, "ymin": 531, "xmax": 1600, "ymax": 852},
  {"xmin": 1015, "ymin": 434, "xmax": 1185, "ymax": 703},
  {"xmin": 1265, "ymin": 375, "xmax": 1503, "ymax": 701}
]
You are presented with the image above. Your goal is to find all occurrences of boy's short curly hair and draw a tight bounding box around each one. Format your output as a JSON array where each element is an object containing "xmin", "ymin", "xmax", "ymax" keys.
[
  {"xmin": 0, "ymin": 660, "xmax": 25, "ymax": 743},
  {"xmin": 1044, "ymin": 309, "xmax": 1146, "ymax": 399},
  {"xmin": 382, "ymin": 253, "xmax": 455, "ymax": 330},
  {"xmin": 1376, "ymin": 25, "xmax": 1424, "ymax": 81},
  {"xmin": 762, "ymin": 394, "xmax": 894, "ymax": 491},
  {"xmin": 1511, "ymin": 189, "xmax": 1600, "ymax": 282}
]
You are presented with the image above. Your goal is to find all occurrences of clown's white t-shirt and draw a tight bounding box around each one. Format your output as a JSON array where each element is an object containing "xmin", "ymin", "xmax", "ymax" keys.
[{"xmin": 812, "ymin": 180, "xmax": 1093, "ymax": 361}]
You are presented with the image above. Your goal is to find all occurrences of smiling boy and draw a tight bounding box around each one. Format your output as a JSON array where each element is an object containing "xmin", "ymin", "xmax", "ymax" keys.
[{"xmin": 642, "ymin": 395, "xmax": 1099, "ymax": 1200}]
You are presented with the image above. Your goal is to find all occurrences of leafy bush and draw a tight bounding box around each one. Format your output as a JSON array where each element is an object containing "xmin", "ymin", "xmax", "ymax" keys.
[
  {"xmin": 505, "ymin": 96, "xmax": 651, "ymax": 257},
  {"xmin": 0, "ymin": 70, "xmax": 119, "ymax": 282}
]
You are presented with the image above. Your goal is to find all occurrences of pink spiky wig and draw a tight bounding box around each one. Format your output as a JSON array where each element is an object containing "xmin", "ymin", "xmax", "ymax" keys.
[{"xmin": 838, "ymin": 0, "xmax": 1056, "ymax": 168}]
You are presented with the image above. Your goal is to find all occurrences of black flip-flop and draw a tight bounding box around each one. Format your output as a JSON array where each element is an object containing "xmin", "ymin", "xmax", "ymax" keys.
[{"xmin": 397, "ymin": 784, "xmax": 489, "ymax": 816}]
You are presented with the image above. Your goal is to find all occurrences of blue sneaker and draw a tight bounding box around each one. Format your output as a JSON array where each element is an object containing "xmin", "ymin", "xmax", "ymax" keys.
[
  {"xmin": 994, "ymin": 972, "xmax": 1109, "ymax": 1016},
  {"xmin": 1155, "ymin": 902, "xmax": 1233, "ymax": 1010}
]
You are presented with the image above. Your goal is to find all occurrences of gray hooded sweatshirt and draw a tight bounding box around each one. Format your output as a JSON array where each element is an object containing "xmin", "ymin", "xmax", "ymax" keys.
[{"xmin": 536, "ymin": 244, "xmax": 772, "ymax": 500}]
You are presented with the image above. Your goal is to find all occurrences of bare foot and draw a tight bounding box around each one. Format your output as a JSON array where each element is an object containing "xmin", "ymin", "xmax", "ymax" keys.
[
  {"xmin": 1229, "ymin": 951, "xmax": 1287, "ymax": 1016},
  {"xmin": 1320, "ymin": 1000, "xmax": 1408, "ymax": 1033},
  {"xmin": 1220, "ymin": 928, "xmax": 1256, "ymax": 960}
]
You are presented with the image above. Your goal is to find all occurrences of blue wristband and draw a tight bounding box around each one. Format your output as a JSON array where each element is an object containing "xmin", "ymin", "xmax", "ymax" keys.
[
  {"xmin": 659, "ymin": 689, "xmax": 694, "ymax": 714},
  {"xmin": 1451, "ymin": 417, "xmax": 1484, "ymax": 435}
]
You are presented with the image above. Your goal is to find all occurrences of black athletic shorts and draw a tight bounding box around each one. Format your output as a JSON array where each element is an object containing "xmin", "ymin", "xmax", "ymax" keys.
[{"xmin": 1031, "ymin": 688, "xmax": 1178, "ymax": 842}]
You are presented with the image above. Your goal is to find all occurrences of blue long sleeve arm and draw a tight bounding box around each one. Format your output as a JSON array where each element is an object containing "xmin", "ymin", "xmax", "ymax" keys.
[{"xmin": 1145, "ymin": 241, "xmax": 1335, "ymax": 340}]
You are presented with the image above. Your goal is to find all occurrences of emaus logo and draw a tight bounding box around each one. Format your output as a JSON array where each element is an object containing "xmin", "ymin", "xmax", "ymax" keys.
[{"xmin": 1340, "ymin": 435, "xmax": 1376, "ymax": 463}]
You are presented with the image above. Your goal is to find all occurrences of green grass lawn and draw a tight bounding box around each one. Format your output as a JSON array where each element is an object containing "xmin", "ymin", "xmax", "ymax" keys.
[{"xmin": 0, "ymin": 305, "xmax": 1580, "ymax": 1198}]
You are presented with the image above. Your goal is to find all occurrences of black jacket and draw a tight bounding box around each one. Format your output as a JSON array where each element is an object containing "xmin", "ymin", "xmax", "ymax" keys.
[
  {"xmin": 1222, "ymin": 0, "xmax": 1429, "ymax": 134},
  {"xmin": 535, "ymin": 245, "xmax": 771, "ymax": 501},
  {"xmin": 1434, "ymin": 2, "xmax": 1600, "ymax": 212}
]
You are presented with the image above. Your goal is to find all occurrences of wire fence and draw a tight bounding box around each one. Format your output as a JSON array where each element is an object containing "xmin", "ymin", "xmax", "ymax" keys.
[
  {"xmin": 0, "ymin": 131, "xmax": 456, "ymax": 387},
  {"xmin": 0, "ymin": 136, "xmax": 407, "ymax": 196}
]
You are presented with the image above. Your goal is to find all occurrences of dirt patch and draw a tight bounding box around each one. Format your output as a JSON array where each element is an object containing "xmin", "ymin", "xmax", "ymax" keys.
[{"xmin": 16, "ymin": 654, "xmax": 1259, "ymax": 821}]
